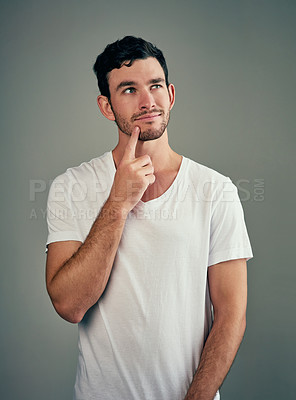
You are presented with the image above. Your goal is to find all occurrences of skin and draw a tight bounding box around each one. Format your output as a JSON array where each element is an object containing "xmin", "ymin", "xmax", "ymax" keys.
[
  {"xmin": 46, "ymin": 56, "xmax": 248, "ymax": 399},
  {"xmin": 102, "ymin": 57, "xmax": 172, "ymax": 142},
  {"xmin": 46, "ymin": 127, "xmax": 153, "ymax": 323},
  {"xmin": 184, "ymin": 258, "xmax": 247, "ymax": 400}
]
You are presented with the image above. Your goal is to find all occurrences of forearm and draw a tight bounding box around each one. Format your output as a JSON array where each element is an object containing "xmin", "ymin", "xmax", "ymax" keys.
[
  {"xmin": 184, "ymin": 314, "xmax": 246, "ymax": 400},
  {"xmin": 48, "ymin": 199, "xmax": 127, "ymax": 323}
]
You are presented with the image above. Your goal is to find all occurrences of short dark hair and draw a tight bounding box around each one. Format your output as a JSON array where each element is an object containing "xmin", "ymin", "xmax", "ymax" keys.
[{"xmin": 93, "ymin": 36, "xmax": 169, "ymax": 100}]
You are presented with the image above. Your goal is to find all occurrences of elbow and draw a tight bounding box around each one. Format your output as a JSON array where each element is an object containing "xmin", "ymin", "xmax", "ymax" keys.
[
  {"xmin": 240, "ymin": 314, "xmax": 247, "ymax": 338},
  {"xmin": 214, "ymin": 309, "xmax": 247, "ymax": 339},
  {"xmin": 232, "ymin": 312, "xmax": 247, "ymax": 339},
  {"xmin": 47, "ymin": 285, "xmax": 85, "ymax": 324},
  {"xmin": 52, "ymin": 300, "xmax": 85, "ymax": 324}
]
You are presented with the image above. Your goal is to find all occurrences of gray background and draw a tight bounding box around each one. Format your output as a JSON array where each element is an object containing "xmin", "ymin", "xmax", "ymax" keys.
[{"xmin": 1, "ymin": 0, "xmax": 295, "ymax": 399}]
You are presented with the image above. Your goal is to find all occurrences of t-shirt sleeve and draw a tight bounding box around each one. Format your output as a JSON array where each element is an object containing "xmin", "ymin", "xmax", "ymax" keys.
[
  {"xmin": 208, "ymin": 178, "xmax": 253, "ymax": 267},
  {"xmin": 45, "ymin": 173, "xmax": 83, "ymax": 253}
]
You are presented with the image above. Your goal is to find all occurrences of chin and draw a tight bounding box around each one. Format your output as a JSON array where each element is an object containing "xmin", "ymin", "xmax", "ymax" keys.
[
  {"xmin": 138, "ymin": 136, "xmax": 161, "ymax": 142},
  {"xmin": 138, "ymin": 130, "xmax": 165, "ymax": 142}
]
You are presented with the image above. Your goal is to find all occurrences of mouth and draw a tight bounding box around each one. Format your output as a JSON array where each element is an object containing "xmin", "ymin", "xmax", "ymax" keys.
[{"xmin": 135, "ymin": 113, "xmax": 162, "ymax": 121}]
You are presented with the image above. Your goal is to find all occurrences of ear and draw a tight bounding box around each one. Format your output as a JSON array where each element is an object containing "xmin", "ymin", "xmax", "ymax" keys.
[
  {"xmin": 167, "ymin": 83, "xmax": 175, "ymax": 111},
  {"xmin": 97, "ymin": 95, "xmax": 115, "ymax": 121}
]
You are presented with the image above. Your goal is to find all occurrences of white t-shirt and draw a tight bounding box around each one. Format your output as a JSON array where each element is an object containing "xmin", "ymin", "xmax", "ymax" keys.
[{"xmin": 46, "ymin": 151, "xmax": 253, "ymax": 400}]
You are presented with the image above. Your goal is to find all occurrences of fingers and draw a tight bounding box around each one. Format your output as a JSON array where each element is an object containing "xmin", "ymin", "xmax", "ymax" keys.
[
  {"xmin": 140, "ymin": 162, "xmax": 154, "ymax": 176},
  {"xmin": 133, "ymin": 154, "xmax": 152, "ymax": 169},
  {"xmin": 147, "ymin": 173, "xmax": 156, "ymax": 186},
  {"xmin": 123, "ymin": 126, "xmax": 140, "ymax": 160}
]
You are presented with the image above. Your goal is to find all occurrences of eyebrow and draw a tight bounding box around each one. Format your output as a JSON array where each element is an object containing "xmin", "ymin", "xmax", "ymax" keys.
[{"xmin": 115, "ymin": 78, "xmax": 165, "ymax": 92}]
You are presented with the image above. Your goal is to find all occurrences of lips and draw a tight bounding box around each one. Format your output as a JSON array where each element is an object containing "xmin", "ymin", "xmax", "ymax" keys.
[{"xmin": 135, "ymin": 113, "xmax": 162, "ymax": 121}]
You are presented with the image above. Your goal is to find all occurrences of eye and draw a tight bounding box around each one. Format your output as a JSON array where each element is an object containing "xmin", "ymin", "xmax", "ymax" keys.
[
  {"xmin": 151, "ymin": 84, "xmax": 162, "ymax": 89},
  {"xmin": 123, "ymin": 87, "xmax": 136, "ymax": 94}
]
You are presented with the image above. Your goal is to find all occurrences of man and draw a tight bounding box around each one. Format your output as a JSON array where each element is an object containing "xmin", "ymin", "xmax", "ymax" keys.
[{"xmin": 45, "ymin": 36, "xmax": 253, "ymax": 400}]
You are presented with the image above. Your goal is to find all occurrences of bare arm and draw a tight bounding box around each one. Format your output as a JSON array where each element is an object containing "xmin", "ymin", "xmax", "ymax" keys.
[
  {"xmin": 184, "ymin": 258, "xmax": 248, "ymax": 400},
  {"xmin": 46, "ymin": 200, "xmax": 127, "ymax": 324},
  {"xmin": 46, "ymin": 126, "xmax": 155, "ymax": 324}
]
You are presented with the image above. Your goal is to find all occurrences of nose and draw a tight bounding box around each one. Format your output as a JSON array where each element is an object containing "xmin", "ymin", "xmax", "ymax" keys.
[{"xmin": 138, "ymin": 89, "xmax": 156, "ymax": 110}]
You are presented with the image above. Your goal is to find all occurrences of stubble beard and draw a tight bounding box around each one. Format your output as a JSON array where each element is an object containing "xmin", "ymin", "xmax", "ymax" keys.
[{"xmin": 112, "ymin": 108, "xmax": 170, "ymax": 142}]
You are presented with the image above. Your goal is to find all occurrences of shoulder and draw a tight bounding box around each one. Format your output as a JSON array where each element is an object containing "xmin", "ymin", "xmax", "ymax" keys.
[
  {"xmin": 183, "ymin": 157, "xmax": 237, "ymax": 200},
  {"xmin": 51, "ymin": 151, "xmax": 112, "ymax": 185},
  {"xmin": 184, "ymin": 156, "xmax": 230, "ymax": 184},
  {"xmin": 48, "ymin": 151, "xmax": 113, "ymax": 200}
]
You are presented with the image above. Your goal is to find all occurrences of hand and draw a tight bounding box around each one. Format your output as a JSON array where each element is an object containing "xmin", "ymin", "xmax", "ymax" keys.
[{"xmin": 108, "ymin": 126, "xmax": 155, "ymax": 213}]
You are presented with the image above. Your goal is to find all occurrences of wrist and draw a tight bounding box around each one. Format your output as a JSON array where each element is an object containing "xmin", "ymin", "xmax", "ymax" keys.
[{"xmin": 103, "ymin": 198, "xmax": 130, "ymax": 220}]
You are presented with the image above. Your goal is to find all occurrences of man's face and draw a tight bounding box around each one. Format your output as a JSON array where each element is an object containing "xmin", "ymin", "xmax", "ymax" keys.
[{"xmin": 107, "ymin": 57, "xmax": 175, "ymax": 141}]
